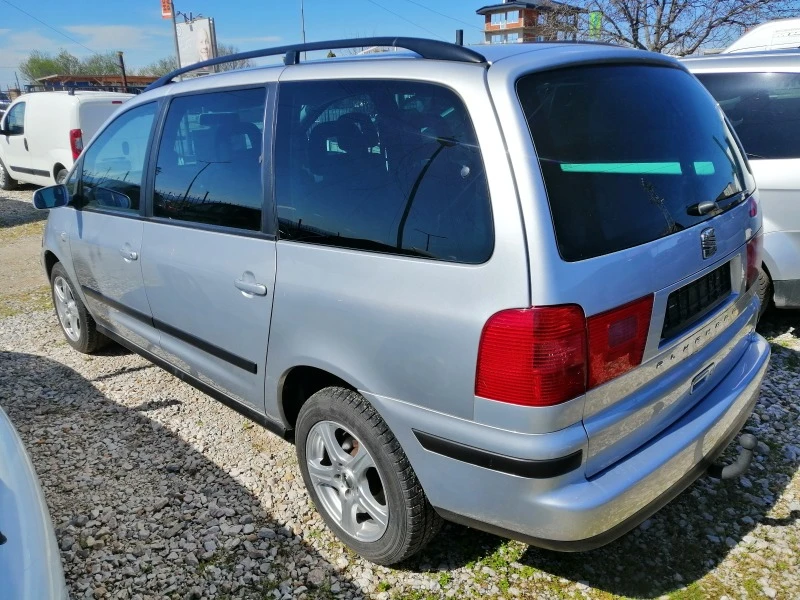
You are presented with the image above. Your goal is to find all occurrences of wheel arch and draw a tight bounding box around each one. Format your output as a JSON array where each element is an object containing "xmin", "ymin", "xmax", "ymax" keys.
[{"xmin": 279, "ymin": 365, "xmax": 357, "ymax": 431}]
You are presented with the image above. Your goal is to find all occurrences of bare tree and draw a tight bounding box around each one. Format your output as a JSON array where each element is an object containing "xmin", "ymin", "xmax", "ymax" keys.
[
  {"xmin": 215, "ymin": 44, "xmax": 255, "ymax": 71},
  {"xmin": 579, "ymin": 0, "xmax": 797, "ymax": 55}
]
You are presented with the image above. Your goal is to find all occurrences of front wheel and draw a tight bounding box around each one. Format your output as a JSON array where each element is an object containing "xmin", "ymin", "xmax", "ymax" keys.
[
  {"xmin": 755, "ymin": 268, "xmax": 772, "ymax": 320},
  {"xmin": 296, "ymin": 387, "xmax": 442, "ymax": 565},
  {"xmin": 50, "ymin": 262, "xmax": 109, "ymax": 353}
]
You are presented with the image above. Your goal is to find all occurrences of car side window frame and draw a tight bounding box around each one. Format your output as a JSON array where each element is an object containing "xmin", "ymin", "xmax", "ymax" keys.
[
  {"xmin": 143, "ymin": 83, "xmax": 277, "ymax": 239},
  {"xmin": 75, "ymin": 99, "xmax": 164, "ymax": 219}
]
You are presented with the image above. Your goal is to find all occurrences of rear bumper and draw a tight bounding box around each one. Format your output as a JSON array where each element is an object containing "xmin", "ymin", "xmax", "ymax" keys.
[{"xmin": 365, "ymin": 330, "xmax": 769, "ymax": 549}]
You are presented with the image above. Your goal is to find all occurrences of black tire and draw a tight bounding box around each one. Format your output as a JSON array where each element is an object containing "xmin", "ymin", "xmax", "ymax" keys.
[
  {"xmin": 755, "ymin": 268, "xmax": 772, "ymax": 320},
  {"xmin": 50, "ymin": 262, "xmax": 109, "ymax": 353},
  {"xmin": 0, "ymin": 158, "xmax": 17, "ymax": 191},
  {"xmin": 296, "ymin": 387, "xmax": 442, "ymax": 565},
  {"xmin": 55, "ymin": 168, "xmax": 69, "ymax": 184}
]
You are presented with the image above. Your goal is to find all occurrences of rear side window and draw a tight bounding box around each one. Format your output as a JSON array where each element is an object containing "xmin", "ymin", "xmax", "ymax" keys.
[
  {"xmin": 275, "ymin": 80, "xmax": 493, "ymax": 264},
  {"xmin": 518, "ymin": 65, "xmax": 752, "ymax": 261},
  {"xmin": 694, "ymin": 72, "xmax": 800, "ymax": 160},
  {"xmin": 154, "ymin": 88, "xmax": 266, "ymax": 231}
]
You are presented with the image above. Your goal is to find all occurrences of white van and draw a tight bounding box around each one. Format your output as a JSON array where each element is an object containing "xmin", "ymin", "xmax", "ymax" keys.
[
  {"xmin": 0, "ymin": 90, "xmax": 132, "ymax": 189},
  {"xmin": 724, "ymin": 18, "xmax": 800, "ymax": 54}
]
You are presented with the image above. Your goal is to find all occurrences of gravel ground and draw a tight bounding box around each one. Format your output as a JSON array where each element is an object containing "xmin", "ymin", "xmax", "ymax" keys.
[{"xmin": 1, "ymin": 192, "xmax": 799, "ymax": 599}]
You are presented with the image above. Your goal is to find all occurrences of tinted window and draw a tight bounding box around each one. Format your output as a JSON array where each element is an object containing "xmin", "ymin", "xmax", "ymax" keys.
[
  {"xmin": 275, "ymin": 80, "xmax": 493, "ymax": 264},
  {"xmin": 695, "ymin": 72, "xmax": 800, "ymax": 160},
  {"xmin": 79, "ymin": 102, "xmax": 156, "ymax": 213},
  {"xmin": 5, "ymin": 102, "xmax": 24, "ymax": 135},
  {"xmin": 154, "ymin": 88, "xmax": 266, "ymax": 231},
  {"xmin": 517, "ymin": 65, "xmax": 752, "ymax": 261}
]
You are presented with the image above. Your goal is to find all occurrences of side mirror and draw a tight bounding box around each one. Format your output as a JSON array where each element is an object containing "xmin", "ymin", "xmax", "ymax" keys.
[{"xmin": 32, "ymin": 185, "xmax": 70, "ymax": 210}]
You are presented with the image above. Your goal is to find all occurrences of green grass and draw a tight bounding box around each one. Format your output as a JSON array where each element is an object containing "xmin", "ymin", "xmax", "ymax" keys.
[
  {"xmin": 0, "ymin": 220, "xmax": 44, "ymax": 243},
  {"xmin": 0, "ymin": 286, "xmax": 51, "ymax": 318}
]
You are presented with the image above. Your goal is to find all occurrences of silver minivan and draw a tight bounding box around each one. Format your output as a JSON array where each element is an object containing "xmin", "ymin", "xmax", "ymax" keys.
[
  {"xmin": 33, "ymin": 38, "xmax": 770, "ymax": 565},
  {"xmin": 684, "ymin": 50, "xmax": 800, "ymax": 314}
]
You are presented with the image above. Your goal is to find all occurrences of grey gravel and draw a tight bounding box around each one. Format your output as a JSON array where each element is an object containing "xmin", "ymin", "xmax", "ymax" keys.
[{"xmin": 1, "ymin": 191, "xmax": 799, "ymax": 598}]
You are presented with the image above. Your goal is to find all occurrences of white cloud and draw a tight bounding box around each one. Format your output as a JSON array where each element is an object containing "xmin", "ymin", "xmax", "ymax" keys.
[
  {"xmin": 0, "ymin": 29, "xmax": 11, "ymax": 36},
  {"xmin": 63, "ymin": 25, "xmax": 169, "ymax": 52}
]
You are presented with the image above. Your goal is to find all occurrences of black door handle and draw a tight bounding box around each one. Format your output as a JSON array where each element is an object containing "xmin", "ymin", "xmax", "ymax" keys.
[{"xmin": 23, "ymin": 138, "xmax": 28, "ymax": 151}]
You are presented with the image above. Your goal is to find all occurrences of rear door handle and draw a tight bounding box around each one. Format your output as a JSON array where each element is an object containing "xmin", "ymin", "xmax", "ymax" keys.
[
  {"xmin": 235, "ymin": 278, "xmax": 267, "ymax": 296},
  {"xmin": 119, "ymin": 248, "xmax": 138, "ymax": 261},
  {"xmin": 23, "ymin": 138, "xmax": 28, "ymax": 151}
]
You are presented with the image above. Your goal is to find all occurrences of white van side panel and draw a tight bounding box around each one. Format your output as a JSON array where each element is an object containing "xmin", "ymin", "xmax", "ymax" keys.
[{"xmin": 25, "ymin": 95, "xmax": 78, "ymax": 184}]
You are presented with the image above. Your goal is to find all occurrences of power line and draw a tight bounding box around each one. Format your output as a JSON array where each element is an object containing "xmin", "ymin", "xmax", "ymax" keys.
[
  {"xmin": 399, "ymin": 0, "xmax": 483, "ymax": 31},
  {"xmin": 363, "ymin": 0, "xmax": 445, "ymax": 41},
  {"xmin": 0, "ymin": 0, "xmax": 97, "ymax": 54}
]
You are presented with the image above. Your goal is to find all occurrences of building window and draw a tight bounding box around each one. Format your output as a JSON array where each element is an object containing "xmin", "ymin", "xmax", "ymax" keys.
[
  {"xmin": 507, "ymin": 33, "xmax": 520, "ymax": 43},
  {"xmin": 491, "ymin": 13, "xmax": 502, "ymax": 25},
  {"xmin": 492, "ymin": 34, "xmax": 502, "ymax": 43},
  {"xmin": 507, "ymin": 10, "xmax": 519, "ymax": 23}
]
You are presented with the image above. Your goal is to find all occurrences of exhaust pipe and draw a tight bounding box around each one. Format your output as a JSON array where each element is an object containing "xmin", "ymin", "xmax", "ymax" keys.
[{"xmin": 708, "ymin": 433, "xmax": 757, "ymax": 480}]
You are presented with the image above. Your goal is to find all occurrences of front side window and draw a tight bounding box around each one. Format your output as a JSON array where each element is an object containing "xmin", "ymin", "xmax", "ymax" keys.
[
  {"xmin": 695, "ymin": 72, "xmax": 800, "ymax": 160},
  {"xmin": 153, "ymin": 88, "xmax": 266, "ymax": 231},
  {"xmin": 78, "ymin": 102, "xmax": 156, "ymax": 213},
  {"xmin": 275, "ymin": 80, "xmax": 494, "ymax": 264},
  {"xmin": 5, "ymin": 102, "xmax": 25, "ymax": 135},
  {"xmin": 517, "ymin": 65, "xmax": 753, "ymax": 261}
]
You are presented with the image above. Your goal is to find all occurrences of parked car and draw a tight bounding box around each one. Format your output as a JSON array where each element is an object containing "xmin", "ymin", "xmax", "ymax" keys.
[
  {"xmin": 684, "ymin": 50, "xmax": 800, "ymax": 313},
  {"xmin": 0, "ymin": 404, "xmax": 68, "ymax": 599},
  {"xmin": 31, "ymin": 37, "xmax": 769, "ymax": 565},
  {"xmin": 0, "ymin": 90, "xmax": 132, "ymax": 190}
]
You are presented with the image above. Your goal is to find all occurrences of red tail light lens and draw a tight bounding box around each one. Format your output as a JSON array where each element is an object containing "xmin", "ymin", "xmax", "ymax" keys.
[
  {"xmin": 747, "ymin": 196, "xmax": 758, "ymax": 218},
  {"xmin": 69, "ymin": 129, "xmax": 83, "ymax": 161},
  {"xmin": 746, "ymin": 232, "xmax": 763, "ymax": 290},
  {"xmin": 587, "ymin": 295, "xmax": 654, "ymax": 389},
  {"xmin": 475, "ymin": 306, "xmax": 586, "ymax": 407}
]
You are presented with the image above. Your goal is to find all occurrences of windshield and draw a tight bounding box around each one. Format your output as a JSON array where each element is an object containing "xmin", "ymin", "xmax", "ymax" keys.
[{"xmin": 517, "ymin": 64, "xmax": 753, "ymax": 261}]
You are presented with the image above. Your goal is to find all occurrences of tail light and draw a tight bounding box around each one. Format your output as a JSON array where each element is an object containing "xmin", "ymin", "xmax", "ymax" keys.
[
  {"xmin": 746, "ymin": 232, "xmax": 763, "ymax": 291},
  {"xmin": 475, "ymin": 306, "xmax": 586, "ymax": 407},
  {"xmin": 476, "ymin": 296, "xmax": 654, "ymax": 407},
  {"xmin": 69, "ymin": 129, "xmax": 83, "ymax": 160},
  {"xmin": 747, "ymin": 196, "xmax": 758, "ymax": 218},
  {"xmin": 587, "ymin": 295, "xmax": 653, "ymax": 388}
]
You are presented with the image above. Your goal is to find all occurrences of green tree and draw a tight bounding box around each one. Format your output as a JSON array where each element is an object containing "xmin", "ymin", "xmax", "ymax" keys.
[
  {"xmin": 80, "ymin": 53, "xmax": 123, "ymax": 76},
  {"xmin": 138, "ymin": 56, "xmax": 178, "ymax": 77},
  {"xmin": 19, "ymin": 49, "xmax": 81, "ymax": 83},
  {"xmin": 214, "ymin": 43, "xmax": 254, "ymax": 71}
]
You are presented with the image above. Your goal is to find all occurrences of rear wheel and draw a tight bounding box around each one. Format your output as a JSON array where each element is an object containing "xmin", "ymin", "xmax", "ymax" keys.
[
  {"xmin": 755, "ymin": 268, "xmax": 772, "ymax": 320},
  {"xmin": 296, "ymin": 387, "xmax": 442, "ymax": 565},
  {"xmin": 55, "ymin": 167, "xmax": 69, "ymax": 184},
  {"xmin": 50, "ymin": 262, "xmax": 109, "ymax": 353},
  {"xmin": 0, "ymin": 158, "xmax": 17, "ymax": 190}
]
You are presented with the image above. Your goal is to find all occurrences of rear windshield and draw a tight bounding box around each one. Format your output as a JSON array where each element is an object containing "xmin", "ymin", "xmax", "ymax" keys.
[
  {"xmin": 517, "ymin": 65, "xmax": 752, "ymax": 261},
  {"xmin": 694, "ymin": 71, "xmax": 800, "ymax": 160}
]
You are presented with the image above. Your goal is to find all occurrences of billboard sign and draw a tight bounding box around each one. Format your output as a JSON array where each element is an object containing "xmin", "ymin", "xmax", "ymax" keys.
[
  {"xmin": 161, "ymin": 0, "xmax": 173, "ymax": 19},
  {"xmin": 176, "ymin": 17, "xmax": 217, "ymax": 68}
]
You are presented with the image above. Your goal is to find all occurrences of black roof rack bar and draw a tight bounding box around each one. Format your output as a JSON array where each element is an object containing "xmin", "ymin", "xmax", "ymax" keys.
[{"xmin": 147, "ymin": 37, "xmax": 487, "ymax": 91}]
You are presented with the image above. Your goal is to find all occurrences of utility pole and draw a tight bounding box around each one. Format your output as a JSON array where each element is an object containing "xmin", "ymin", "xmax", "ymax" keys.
[
  {"xmin": 116, "ymin": 51, "xmax": 129, "ymax": 93},
  {"xmin": 300, "ymin": 0, "xmax": 307, "ymax": 60},
  {"xmin": 171, "ymin": 0, "xmax": 182, "ymax": 71}
]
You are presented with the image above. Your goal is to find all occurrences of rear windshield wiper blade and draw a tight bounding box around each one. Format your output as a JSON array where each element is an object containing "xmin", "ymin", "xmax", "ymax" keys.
[{"xmin": 686, "ymin": 200, "xmax": 719, "ymax": 216}]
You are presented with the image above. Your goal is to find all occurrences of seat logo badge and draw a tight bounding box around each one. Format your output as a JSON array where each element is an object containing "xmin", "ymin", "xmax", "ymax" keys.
[{"xmin": 701, "ymin": 228, "xmax": 717, "ymax": 259}]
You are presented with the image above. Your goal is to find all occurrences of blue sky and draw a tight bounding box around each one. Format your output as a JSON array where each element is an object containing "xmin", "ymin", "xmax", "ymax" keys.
[{"xmin": 0, "ymin": 0, "xmax": 490, "ymax": 88}]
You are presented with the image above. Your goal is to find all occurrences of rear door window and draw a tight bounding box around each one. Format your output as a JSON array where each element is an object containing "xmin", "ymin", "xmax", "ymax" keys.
[
  {"xmin": 274, "ymin": 80, "xmax": 493, "ymax": 264},
  {"xmin": 153, "ymin": 88, "xmax": 266, "ymax": 231},
  {"xmin": 694, "ymin": 72, "xmax": 800, "ymax": 160},
  {"xmin": 517, "ymin": 65, "xmax": 752, "ymax": 261}
]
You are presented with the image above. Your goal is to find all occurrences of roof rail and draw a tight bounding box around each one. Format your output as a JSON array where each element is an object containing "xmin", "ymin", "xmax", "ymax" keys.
[{"xmin": 146, "ymin": 37, "xmax": 487, "ymax": 91}]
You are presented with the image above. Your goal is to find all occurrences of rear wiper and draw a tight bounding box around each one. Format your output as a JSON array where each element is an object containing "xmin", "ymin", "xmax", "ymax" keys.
[{"xmin": 686, "ymin": 200, "xmax": 719, "ymax": 216}]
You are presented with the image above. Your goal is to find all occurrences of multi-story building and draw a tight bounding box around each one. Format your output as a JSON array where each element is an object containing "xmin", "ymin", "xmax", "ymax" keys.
[{"xmin": 476, "ymin": 1, "xmax": 584, "ymax": 44}]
